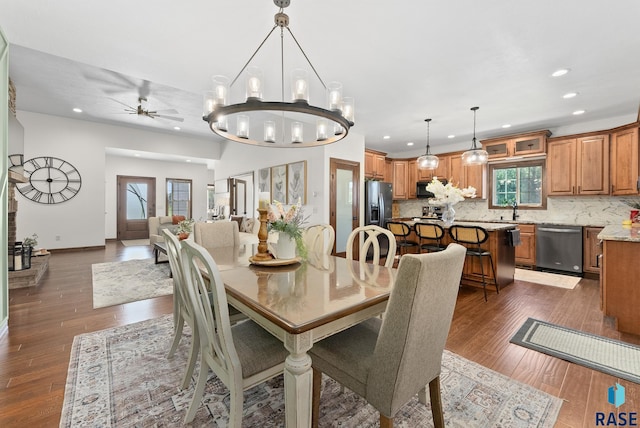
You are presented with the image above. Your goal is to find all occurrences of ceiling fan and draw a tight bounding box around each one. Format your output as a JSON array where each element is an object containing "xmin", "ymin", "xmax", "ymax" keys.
[{"xmin": 114, "ymin": 97, "xmax": 184, "ymax": 122}]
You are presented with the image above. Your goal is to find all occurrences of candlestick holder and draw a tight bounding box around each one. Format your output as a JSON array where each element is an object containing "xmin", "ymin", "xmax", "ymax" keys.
[{"xmin": 251, "ymin": 208, "xmax": 272, "ymax": 261}]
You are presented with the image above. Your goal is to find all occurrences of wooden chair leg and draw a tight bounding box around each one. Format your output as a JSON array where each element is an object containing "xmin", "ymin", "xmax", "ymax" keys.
[
  {"xmin": 429, "ymin": 376, "xmax": 445, "ymax": 428},
  {"xmin": 380, "ymin": 414, "xmax": 394, "ymax": 428},
  {"xmin": 312, "ymin": 368, "xmax": 322, "ymax": 428}
]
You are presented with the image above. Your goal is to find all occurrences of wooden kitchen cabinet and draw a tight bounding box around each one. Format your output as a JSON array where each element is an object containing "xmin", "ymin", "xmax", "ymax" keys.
[
  {"xmin": 364, "ymin": 149, "xmax": 387, "ymax": 180},
  {"xmin": 583, "ymin": 226, "xmax": 603, "ymax": 274},
  {"xmin": 384, "ymin": 158, "xmax": 393, "ymax": 183},
  {"xmin": 418, "ymin": 155, "xmax": 450, "ymax": 182},
  {"xmin": 392, "ymin": 160, "xmax": 408, "ymax": 200},
  {"xmin": 449, "ymin": 154, "xmax": 484, "ymax": 198},
  {"xmin": 408, "ymin": 160, "xmax": 417, "ymax": 199},
  {"xmin": 481, "ymin": 130, "xmax": 550, "ymax": 160},
  {"xmin": 610, "ymin": 125, "xmax": 639, "ymax": 195},
  {"xmin": 515, "ymin": 224, "xmax": 536, "ymax": 266},
  {"xmin": 547, "ymin": 134, "xmax": 609, "ymax": 196}
]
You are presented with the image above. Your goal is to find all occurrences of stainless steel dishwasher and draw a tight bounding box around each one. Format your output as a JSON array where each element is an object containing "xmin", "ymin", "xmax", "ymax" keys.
[{"xmin": 536, "ymin": 224, "xmax": 583, "ymax": 275}]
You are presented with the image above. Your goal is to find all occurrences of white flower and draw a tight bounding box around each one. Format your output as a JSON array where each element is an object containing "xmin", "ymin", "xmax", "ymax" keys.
[{"xmin": 425, "ymin": 177, "xmax": 476, "ymax": 206}]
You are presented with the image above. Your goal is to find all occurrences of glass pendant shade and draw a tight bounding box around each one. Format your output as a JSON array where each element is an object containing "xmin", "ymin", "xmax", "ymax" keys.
[
  {"xmin": 462, "ymin": 107, "xmax": 488, "ymax": 166},
  {"xmin": 417, "ymin": 118, "xmax": 439, "ymax": 170}
]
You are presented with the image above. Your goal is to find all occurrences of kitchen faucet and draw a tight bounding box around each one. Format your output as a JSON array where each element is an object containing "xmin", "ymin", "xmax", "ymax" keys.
[{"xmin": 512, "ymin": 201, "xmax": 519, "ymax": 221}]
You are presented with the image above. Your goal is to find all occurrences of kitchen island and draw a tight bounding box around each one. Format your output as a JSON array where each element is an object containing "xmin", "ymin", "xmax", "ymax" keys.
[
  {"xmin": 597, "ymin": 225, "xmax": 640, "ymax": 335},
  {"xmin": 398, "ymin": 219, "xmax": 518, "ymax": 292}
]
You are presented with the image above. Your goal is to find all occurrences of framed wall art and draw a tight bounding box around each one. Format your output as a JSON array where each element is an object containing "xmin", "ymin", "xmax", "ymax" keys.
[
  {"xmin": 258, "ymin": 167, "xmax": 270, "ymax": 199},
  {"xmin": 287, "ymin": 160, "xmax": 307, "ymax": 204},
  {"xmin": 271, "ymin": 164, "xmax": 287, "ymax": 204}
]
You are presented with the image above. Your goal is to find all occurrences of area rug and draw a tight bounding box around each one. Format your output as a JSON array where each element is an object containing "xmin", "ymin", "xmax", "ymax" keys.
[
  {"xmin": 120, "ymin": 238, "xmax": 151, "ymax": 246},
  {"xmin": 514, "ymin": 268, "xmax": 581, "ymax": 289},
  {"xmin": 91, "ymin": 258, "xmax": 172, "ymax": 308},
  {"xmin": 511, "ymin": 318, "xmax": 640, "ymax": 384},
  {"xmin": 60, "ymin": 315, "xmax": 562, "ymax": 427}
]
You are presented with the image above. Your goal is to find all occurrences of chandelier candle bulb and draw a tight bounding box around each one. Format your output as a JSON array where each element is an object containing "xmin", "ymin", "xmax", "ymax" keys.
[
  {"xmin": 316, "ymin": 119, "xmax": 329, "ymax": 141},
  {"xmin": 264, "ymin": 121, "xmax": 276, "ymax": 143},
  {"xmin": 246, "ymin": 66, "xmax": 263, "ymax": 101},
  {"xmin": 212, "ymin": 75, "xmax": 229, "ymax": 106},
  {"xmin": 237, "ymin": 115, "xmax": 250, "ymax": 139},
  {"xmin": 203, "ymin": 91, "xmax": 216, "ymax": 117},
  {"xmin": 342, "ymin": 97, "xmax": 354, "ymax": 122},
  {"xmin": 216, "ymin": 114, "xmax": 228, "ymax": 132},
  {"xmin": 328, "ymin": 81, "xmax": 343, "ymax": 111},
  {"xmin": 291, "ymin": 122, "xmax": 303, "ymax": 143},
  {"xmin": 291, "ymin": 69, "xmax": 309, "ymax": 102}
]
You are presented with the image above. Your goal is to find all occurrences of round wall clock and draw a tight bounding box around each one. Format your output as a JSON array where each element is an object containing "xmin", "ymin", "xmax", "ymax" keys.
[{"xmin": 16, "ymin": 156, "xmax": 82, "ymax": 204}]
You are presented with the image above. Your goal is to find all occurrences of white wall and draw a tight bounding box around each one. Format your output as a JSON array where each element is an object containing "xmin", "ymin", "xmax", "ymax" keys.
[
  {"xmin": 16, "ymin": 111, "xmax": 220, "ymax": 249},
  {"xmin": 213, "ymin": 131, "xmax": 365, "ymax": 226},
  {"xmin": 104, "ymin": 155, "xmax": 209, "ymax": 238}
]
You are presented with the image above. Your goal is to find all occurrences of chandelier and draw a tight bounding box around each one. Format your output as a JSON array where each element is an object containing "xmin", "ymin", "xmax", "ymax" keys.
[
  {"xmin": 461, "ymin": 106, "xmax": 489, "ymax": 165},
  {"xmin": 202, "ymin": 0, "xmax": 354, "ymax": 147},
  {"xmin": 417, "ymin": 118, "xmax": 439, "ymax": 170}
]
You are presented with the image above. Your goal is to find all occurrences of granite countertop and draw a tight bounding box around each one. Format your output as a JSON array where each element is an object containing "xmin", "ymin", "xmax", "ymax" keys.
[
  {"xmin": 402, "ymin": 218, "xmax": 518, "ymax": 231},
  {"xmin": 597, "ymin": 225, "xmax": 640, "ymax": 242}
]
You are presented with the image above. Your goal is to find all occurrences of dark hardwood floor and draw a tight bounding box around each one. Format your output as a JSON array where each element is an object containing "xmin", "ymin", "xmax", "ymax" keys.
[{"xmin": 0, "ymin": 241, "xmax": 638, "ymax": 427}]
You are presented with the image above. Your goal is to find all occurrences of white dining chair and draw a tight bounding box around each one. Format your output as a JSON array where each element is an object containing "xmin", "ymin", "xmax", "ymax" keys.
[
  {"xmin": 346, "ymin": 225, "xmax": 397, "ymax": 268},
  {"xmin": 303, "ymin": 223, "xmax": 335, "ymax": 255},
  {"xmin": 179, "ymin": 239, "xmax": 288, "ymax": 425}
]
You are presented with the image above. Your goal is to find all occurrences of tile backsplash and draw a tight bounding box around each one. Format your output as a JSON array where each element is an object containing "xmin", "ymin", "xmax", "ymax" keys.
[{"xmin": 398, "ymin": 196, "xmax": 640, "ymax": 227}]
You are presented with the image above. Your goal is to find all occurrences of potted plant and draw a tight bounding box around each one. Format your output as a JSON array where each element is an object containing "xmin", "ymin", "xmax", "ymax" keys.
[
  {"xmin": 267, "ymin": 199, "xmax": 307, "ymax": 259},
  {"xmin": 176, "ymin": 219, "xmax": 195, "ymax": 240},
  {"xmin": 23, "ymin": 233, "xmax": 38, "ymax": 250}
]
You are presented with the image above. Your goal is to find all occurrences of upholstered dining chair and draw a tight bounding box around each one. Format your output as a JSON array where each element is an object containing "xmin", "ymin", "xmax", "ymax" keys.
[
  {"xmin": 346, "ymin": 225, "xmax": 397, "ymax": 267},
  {"xmin": 194, "ymin": 220, "xmax": 240, "ymax": 248},
  {"xmin": 448, "ymin": 224, "xmax": 498, "ymax": 302},
  {"xmin": 414, "ymin": 222, "xmax": 446, "ymax": 253},
  {"xmin": 179, "ymin": 239, "xmax": 288, "ymax": 425},
  {"xmin": 163, "ymin": 230, "xmax": 247, "ymax": 391},
  {"xmin": 386, "ymin": 221, "xmax": 420, "ymax": 257},
  {"xmin": 303, "ymin": 223, "xmax": 335, "ymax": 255},
  {"xmin": 309, "ymin": 243, "xmax": 466, "ymax": 428}
]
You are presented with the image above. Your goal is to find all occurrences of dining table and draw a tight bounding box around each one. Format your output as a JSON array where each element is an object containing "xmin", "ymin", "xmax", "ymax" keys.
[{"xmin": 205, "ymin": 245, "xmax": 397, "ymax": 428}]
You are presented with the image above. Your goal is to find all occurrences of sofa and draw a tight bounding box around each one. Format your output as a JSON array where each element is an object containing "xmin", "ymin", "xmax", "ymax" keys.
[{"xmin": 148, "ymin": 215, "xmax": 185, "ymax": 245}]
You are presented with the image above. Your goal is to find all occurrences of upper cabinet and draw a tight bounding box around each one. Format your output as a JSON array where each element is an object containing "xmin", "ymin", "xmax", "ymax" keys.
[
  {"xmin": 610, "ymin": 125, "xmax": 639, "ymax": 195},
  {"xmin": 481, "ymin": 130, "xmax": 551, "ymax": 160},
  {"xmin": 364, "ymin": 149, "xmax": 387, "ymax": 180},
  {"xmin": 392, "ymin": 160, "xmax": 408, "ymax": 200},
  {"xmin": 417, "ymin": 155, "xmax": 449, "ymax": 182},
  {"xmin": 449, "ymin": 153, "xmax": 484, "ymax": 199},
  {"xmin": 408, "ymin": 160, "xmax": 418, "ymax": 199},
  {"xmin": 547, "ymin": 134, "xmax": 610, "ymax": 196}
]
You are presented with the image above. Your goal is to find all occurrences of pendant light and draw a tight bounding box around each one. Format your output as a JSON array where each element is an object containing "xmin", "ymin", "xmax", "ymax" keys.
[
  {"xmin": 417, "ymin": 118, "xmax": 439, "ymax": 170},
  {"xmin": 461, "ymin": 106, "xmax": 489, "ymax": 165}
]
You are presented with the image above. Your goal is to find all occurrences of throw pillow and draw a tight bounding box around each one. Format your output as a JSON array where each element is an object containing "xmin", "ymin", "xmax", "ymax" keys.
[
  {"xmin": 230, "ymin": 215, "xmax": 245, "ymax": 231},
  {"xmin": 172, "ymin": 215, "xmax": 186, "ymax": 225},
  {"xmin": 242, "ymin": 218, "xmax": 255, "ymax": 233}
]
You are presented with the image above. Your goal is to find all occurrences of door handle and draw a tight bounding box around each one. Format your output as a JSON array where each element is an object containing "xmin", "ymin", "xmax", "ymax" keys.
[{"xmin": 353, "ymin": 216, "xmax": 357, "ymax": 220}]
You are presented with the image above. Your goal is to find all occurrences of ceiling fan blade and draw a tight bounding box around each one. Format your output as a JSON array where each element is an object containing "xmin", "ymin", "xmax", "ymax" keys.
[
  {"xmin": 153, "ymin": 108, "xmax": 179, "ymax": 115},
  {"xmin": 108, "ymin": 97, "xmax": 136, "ymax": 110},
  {"xmin": 152, "ymin": 114, "xmax": 185, "ymax": 122}
]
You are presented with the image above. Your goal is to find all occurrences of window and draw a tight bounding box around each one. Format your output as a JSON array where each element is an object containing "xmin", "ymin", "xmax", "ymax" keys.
[
  {"xmin": 488, "ymin": 160, "xmax": 546, "ymax": 209},
  {"xmin": 166, "ymin": 178, "xmax": 192, "ymax": 217}
]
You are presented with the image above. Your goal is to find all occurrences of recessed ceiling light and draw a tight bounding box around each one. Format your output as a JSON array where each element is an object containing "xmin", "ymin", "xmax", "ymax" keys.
[
  {"xmin": 551, "ymin": 68, "xmax": 570, "ymax": 77},
  {"xmin": 563, "ymin": 92, "xmax": 578, "ymax": 99},
  {"xmin": 72, "ymin": 108, "xmax": 82, "ymax": 113},
  {"xmin": 407, "ymin": 142, "xmax": 414, "ymax": 146},
  {"xmin": 383, "ymin": 135, "xmax": 390, "ymax": 140},
  {"xmin": 502, "ymin": 124, "xmax": 511, "ymax": 128},
  {"xmin": 572, "ymin": 110, "xmax": 586, "ymax": 115},
  {"xmin": 447, "ymin": 135, "xmax": 455, "ymax": 139},
  {"xmin": 173, "ymin": 126, "xmax": 181, "ymax": 130},
  {"xmin": 134, "ymin": 153, "xmax": 141, "ymax": 157}
]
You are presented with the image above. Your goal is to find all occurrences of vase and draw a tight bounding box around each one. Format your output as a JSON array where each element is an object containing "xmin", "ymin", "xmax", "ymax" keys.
[
  {"xmin": 441, "ymin": 203, "xmax": 456, "ymax": 227},
  {"xmin": 274, "ymin": 233, "xmax": 297, "ymax": 259}
]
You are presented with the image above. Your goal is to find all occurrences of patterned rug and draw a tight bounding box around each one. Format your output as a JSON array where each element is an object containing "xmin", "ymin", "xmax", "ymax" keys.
[
  {"xmin": 91, "ymin": 258, "xmax": 172, "ymax": 308},
  {"xmin": 511, "ymin": 317, "xmax": 640, "ymax": 384},
  {"xmin": 60, "ymin": 316, "xmax": 562, "ymax": 427}
]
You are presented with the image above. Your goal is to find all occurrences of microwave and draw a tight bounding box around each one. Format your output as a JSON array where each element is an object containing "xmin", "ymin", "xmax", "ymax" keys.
[{"xmin": 416, "ymin": 179, "xmax": 447, "ymax": 198}]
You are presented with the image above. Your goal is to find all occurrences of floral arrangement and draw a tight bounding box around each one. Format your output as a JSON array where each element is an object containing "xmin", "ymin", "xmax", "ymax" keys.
[
  {"xmin": 22, "ymin": 233, "xmax": 38, "ymax": 248},
  {"xmin": 426, "ymin": 177, "xmax": 476, "ymax": 206},
  {"xmin": 267, "ymin": 199, "xmax": 307, "ymax": 258},
  {"xmin": 176, "ymin": 218, "xmax": 195, "ymax": 235}
]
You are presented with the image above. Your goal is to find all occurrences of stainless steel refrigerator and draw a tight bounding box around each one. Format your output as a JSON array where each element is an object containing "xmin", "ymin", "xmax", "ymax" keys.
[{"xmin": 364, "ymin": 181, "xmax": 393, "ymax": 258}]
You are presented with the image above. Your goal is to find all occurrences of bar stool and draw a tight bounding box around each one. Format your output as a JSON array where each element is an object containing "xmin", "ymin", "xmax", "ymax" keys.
[
  {"xmin": 386, "ymin": 221, "xmax": 419, "ymax": 257},
  {"xmin": 448, "ymin": 225, "xmax": 498, "ymax": 302},
  {"xmin": 414, "ymin": 222, "xmax": 446, "ymax": 253}
]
